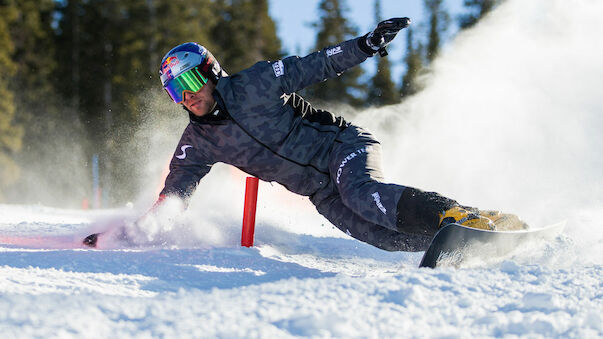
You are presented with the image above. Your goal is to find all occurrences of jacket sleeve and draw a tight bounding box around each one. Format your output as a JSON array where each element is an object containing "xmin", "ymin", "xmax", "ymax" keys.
[
  {"xmin": 223, "ymin": 37, "xmax": 371, "ymax": 103},
  {"xmin": 277, "ymin": 37, "xmax": 371, "ymax": 94},
  {"xmin": 159, "ymin": 124, "xmax": 214, "ymax": 199}
]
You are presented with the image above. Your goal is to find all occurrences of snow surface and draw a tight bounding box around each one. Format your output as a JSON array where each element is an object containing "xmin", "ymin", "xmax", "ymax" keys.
[
  {"xmin": 2, "ymin": 0, "xmax": 603, "ymax": 337},
  {"xmin": 1, "ymin": 204, "xmax": 601, "ymax": 338}
]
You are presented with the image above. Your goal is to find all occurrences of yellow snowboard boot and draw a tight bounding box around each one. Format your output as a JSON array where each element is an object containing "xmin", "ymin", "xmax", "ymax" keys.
[
  {"xmin": 478, "ymin": 210, "xmax": 529, "ymax": 231},
  {"xmin": 439, "ymin": 206, "xmax": 529, "ymax": 231}
]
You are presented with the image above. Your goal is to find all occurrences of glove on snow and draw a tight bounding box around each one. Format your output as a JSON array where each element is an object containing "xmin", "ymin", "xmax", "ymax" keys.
[{"xmin": 359, "ymin": 17, "xmax": 411, "ymax": 57}]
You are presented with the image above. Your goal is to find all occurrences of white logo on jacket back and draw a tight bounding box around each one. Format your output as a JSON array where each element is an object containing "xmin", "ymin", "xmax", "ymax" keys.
[{"xmin": 176, "ymin": 145, "xmax": 193, "ymax": 159}]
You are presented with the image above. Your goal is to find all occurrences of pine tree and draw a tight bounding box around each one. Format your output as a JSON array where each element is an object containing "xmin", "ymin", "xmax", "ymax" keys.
[
  {"xmin": 55, "ymin": 0, "xmax": 96, "ymax": 140},
  {"xmin": 307, "ymin": 0, "xmax": 364, "ymax": 106},
  {"xmin": 424, "ymin": 0, "xmax": 449, "ymax": 63},
  {"xmin": 0, "ymin": 1, "xmax": 24, "ymax": 201},
  {"xmin": 400, "ymin": 28, "xmax": 424, "ymax": 99},
  {"xmin": 54, "ymin": 0, "xmax": 81, "ymax": 115},
  {"xmin": 10, "ymin": 0, "xmax": 60, "ymax": 142},
  {"xmin": 249, "ymin": 0, "xmax": 282, "ymax": 62},
  {"xmin": 4, "ymin": 0, "xmax": 86, "ymax": 205},
  {"xmin": 367, "ymin": 0, "xmax": 399, "ymax": 106},
  {"xmin": 211, "ymin": 0, "xmax": 282, "ymax": 73},
  {"xmin": 459, "ymin": 0, "xmax": 502, "ymax": 29}
]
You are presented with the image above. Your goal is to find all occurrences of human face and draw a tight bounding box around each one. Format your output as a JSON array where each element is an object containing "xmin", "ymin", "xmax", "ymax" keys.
[{"xmin": 182, "ymin": 80, "xmax": 216, "ymax": 117}]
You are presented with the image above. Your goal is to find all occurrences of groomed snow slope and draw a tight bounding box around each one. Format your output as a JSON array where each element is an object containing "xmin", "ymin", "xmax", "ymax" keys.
[
  {"xmin": 1, "ymin": 0, "xmax": 602, "ymax": 337},
  {"xmin": 0, "ymin": 204, "xmax": 601, "ymax": 338}
]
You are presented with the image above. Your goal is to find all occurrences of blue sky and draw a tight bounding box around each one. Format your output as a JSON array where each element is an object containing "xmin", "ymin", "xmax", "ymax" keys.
[{"xmin": 268, "ymin": 0, "xmax": 466, "ymax": 85}]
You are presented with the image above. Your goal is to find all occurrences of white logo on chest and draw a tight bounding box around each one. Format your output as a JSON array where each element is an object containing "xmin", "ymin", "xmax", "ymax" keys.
[{"xmin": 176, "ymin": 145, "xmax": 193, "ymax": 159}]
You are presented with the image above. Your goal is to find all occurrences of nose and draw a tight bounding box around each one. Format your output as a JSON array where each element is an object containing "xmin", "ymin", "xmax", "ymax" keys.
[{"xmin": 184, "ymin": 92, "xmax": 194, "ymax": 100}]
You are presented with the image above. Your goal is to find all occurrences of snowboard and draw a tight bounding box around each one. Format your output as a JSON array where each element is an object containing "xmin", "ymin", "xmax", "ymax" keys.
[{"xmin": 419, "ymin": 222, "xmax": 565, "ymax": 268}]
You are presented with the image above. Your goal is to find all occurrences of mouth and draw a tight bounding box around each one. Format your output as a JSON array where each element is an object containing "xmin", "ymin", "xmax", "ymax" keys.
[{"xmin": 189, "ymin": 99, "xmax": 204, "ymax": 108}]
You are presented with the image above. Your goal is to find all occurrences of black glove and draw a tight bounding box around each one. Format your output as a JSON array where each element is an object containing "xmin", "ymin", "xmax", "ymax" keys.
[{"xmin": 359, "ymin": 17, "xmax": 411, "ymax": 57}]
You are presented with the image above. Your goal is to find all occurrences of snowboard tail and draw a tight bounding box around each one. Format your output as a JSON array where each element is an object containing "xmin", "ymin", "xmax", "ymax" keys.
[{"xmin": 419, "ymin": 222, "xmax": 565, "ymax": 268}]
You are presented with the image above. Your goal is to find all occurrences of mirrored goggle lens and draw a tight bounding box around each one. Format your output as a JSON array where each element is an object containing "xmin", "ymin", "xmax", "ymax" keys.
[{"xmin": 164, "ymin": 67, "xmax": 208, "ymax": 104}]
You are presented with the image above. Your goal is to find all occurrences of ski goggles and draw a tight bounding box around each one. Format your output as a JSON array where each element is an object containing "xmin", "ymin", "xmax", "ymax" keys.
[{"xmin": 163, "ymin": 66, "xmax": 209, "ymax": 104}]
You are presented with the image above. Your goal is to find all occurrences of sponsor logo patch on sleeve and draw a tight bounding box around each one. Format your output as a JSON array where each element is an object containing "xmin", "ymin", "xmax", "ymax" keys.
[
  {"xmin": 326, "ymin": 46, "xmax": 343, "ymax": 57},
  {"xmin": 272, "ymin": 60, "xmax": 285, "ymax": 77},
  {"xmin": 176, "ymin": 145, "xmax": 193, "ymax": 160}
]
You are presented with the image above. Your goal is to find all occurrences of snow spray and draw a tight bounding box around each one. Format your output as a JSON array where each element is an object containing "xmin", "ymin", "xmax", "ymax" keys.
[{"xmin": 352, "ymin": 0, "xmax": 603, "ymax": 266}]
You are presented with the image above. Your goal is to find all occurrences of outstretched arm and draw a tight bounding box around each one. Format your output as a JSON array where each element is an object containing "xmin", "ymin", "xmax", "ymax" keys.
[
  {"xmin": 278, "ymin": 17, "xmax": 411, "ymax": 94},
  {"xmin": 276, "ymin": 37, "xmax": 368, "ymax": 94},
  {"xmin": 218, "ymin": 17, "xmax": 411, "ymax": 115}
]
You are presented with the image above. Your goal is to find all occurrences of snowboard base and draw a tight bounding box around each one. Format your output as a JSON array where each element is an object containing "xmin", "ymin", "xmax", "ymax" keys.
[{"xmin": 419, "ymin": 222, "xmax": 565, "ymax": 268}]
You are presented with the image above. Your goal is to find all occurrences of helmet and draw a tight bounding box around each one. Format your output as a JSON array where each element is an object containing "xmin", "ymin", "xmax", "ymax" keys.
[{"xmin": 159, "ymin": 42, "xmax": 223, "ymax": 104}]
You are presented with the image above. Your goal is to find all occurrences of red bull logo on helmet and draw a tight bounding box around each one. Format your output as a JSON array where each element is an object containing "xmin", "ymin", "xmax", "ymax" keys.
[
  {"xmin": 160, "ymin": 56, "xmax": 181, "ymax": 83},
  {"xmin": 162, "ymin": 56, "xmax": 180, "ymax": 72}
]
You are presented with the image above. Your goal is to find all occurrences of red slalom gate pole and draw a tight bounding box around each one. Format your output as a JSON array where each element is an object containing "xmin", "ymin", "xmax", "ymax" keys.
[{"xmin": 241, "ymin": 177, "xmax": 259, "ymax": 247}]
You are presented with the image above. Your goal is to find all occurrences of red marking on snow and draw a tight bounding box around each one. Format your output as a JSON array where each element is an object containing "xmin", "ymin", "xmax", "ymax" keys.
[{"xmin": 0, "ymin": 235, "xmax": 80, "ymax": 249}]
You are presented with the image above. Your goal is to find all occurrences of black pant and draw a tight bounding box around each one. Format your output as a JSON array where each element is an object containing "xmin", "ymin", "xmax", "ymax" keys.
[{"xmin": 309, "ymin": 126, "xmax": 445, "ymax": 252}]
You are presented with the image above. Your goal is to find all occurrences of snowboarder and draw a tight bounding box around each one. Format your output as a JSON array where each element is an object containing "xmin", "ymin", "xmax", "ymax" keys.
[{"xmin": 126, "ymin": 18, "xmax": 526, "ymax": 251}]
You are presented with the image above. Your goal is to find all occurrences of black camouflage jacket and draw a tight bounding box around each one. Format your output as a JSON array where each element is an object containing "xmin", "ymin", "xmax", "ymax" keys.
[{"xmin": 160, "ymin": 37, "xmax": 370, "ymax": 199}]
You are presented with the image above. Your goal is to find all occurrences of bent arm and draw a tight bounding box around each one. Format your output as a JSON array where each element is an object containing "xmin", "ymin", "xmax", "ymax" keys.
[
  {"xmin": 159, "ymin": 125, "xmax": 214, "ymax": 199},
  {"xmin": 160, "ymin": 160, "xmax": 212, "ymax": 199}
]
